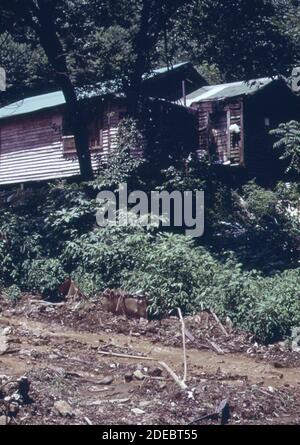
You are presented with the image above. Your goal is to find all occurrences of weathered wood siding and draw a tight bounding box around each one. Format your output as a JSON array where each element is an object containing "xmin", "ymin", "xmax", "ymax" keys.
[
  {"xmin": 0, "ymin": 110, "xmax": 73, "ymax": 185},
  {"xmin": 102, "ymin": 104, "xmax": 125, "ymax": 155},
  {"xmin": 210, "ymin": 111, "xmax": 228, "ymax": 162},
  {"xmin": 0, "ymin": 101, "xmax": 124, "ymax": 185},
  {"xmin": 192, "ymin": 82, "xmax": 300, "ymax": 179},
  {"xmin": 194, "ymin": 99, "xmax": 244, "ymax": 165},
  {"xmin": 0, "ymin": 97, "xmax": 196, "ymax": 186},
  {"xmin": 228, "ymin": 100, "xmax": 244, "ymax": 165},
  {"xmin": 196, "ymin": 101, "xmax": 211, "ymax": 158}
]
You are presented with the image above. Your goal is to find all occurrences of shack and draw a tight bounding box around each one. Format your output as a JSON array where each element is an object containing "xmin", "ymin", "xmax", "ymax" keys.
[
  {"xmin": 142, "ymin": 61, "xmax": 207, "ymax": 101},
  {"xmin": 184, "ymin": 77, "xmax": 300, "ymax": 178},
  {"xmin": 0, "ymin": 63, "xmax": 200, "ymax": 186}
]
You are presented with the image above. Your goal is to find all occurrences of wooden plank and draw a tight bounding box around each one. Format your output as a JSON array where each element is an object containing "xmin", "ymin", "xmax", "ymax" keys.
[
  {"xmin": 240, "ymin": 100, "xmax": 245, "ymax": 166},
  {"xmin": 227, "ymin": 109, "xmax": 231, "ymax": 160}
]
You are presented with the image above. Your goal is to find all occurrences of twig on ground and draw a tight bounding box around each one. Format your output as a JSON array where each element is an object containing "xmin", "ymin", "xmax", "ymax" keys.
[
  {"xmin": 188, "ymin": 412, "xmax": 219, "ymax": 425},
  {"xmin": 188, "ymin": 399, "xmax": 230, "ymax": 425},
  {"xmin": 205, "ymin": 338, "xmax": 224, "ymax": 355},
  {"xmin": 185, "ymin": 328, "xmax": 212, "ymax": 350},
  {"xmin": 158, "ymin": 360, "xmax": 187, "ymax": 391},
  {"xmin": 84, "ymin": 417, "xmax": 93, "ymax": 425},
  {"xmin": 98, "ymin": 350, "xmax": 187, "ymax": 390},
  {"xmin": 98, "ymin": 350, "xmax": 151, "ymax": 361},
  {"xmin": 29, "ymin": 300, "xmax": 65, "ymax": 307},
  {"xmin": 116, "ymin": 296, "xmax": 123, "ymax": 313},
  {"xmin": 210, "ymin": 310, "xmax": 229, "ymax": 337},
  {"xmin": 177, "ymin": 308, "xmax": 188, "ymax": 383}
]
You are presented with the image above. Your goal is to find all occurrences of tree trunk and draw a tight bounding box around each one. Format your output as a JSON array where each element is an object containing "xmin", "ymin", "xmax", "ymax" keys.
[
  {"xmin": 33, "ymin": 1, "xmax": 94, "ymax": 180},
  {"xmin": 57, "ymin": 78, "xmax": 93, "ymax": 181}
]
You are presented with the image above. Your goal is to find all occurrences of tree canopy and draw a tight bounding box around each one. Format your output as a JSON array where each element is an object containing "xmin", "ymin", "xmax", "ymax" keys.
[
  {"xmin": 1, "ymin": 0, "xmax": 298, "ymax": 102},
  {"xmin": 0, "ymin": 0, "xmax": 299, "ymax": 178}
]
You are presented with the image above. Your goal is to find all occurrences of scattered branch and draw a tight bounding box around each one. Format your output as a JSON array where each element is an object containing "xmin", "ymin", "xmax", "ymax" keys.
[
  {"xmin": 98, "ymin": 350, "xmax": 152, "ymax": 361},
  {"xmin": 210, "ymin": 310, "xmax": 229, "ymax": 337},
  {"xmin": 177, "ymin": 308, "xmax": 188, "ymax": 383},
  {"xmin": 158, "ymin": 361, "xmax": 187, "ymax": 391},
  {"xmin": 205, "ymin": 337, "xmax": 224, "ymax": 355},
  {"xmin": 98, "ymin": 350, "xmax": 187, "ymax": 390}
]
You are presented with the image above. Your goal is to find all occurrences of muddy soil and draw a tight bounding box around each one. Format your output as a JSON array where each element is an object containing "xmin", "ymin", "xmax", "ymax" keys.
[{"xmin": 0, "ymin": 295, "xmax": 300, "ymax": 425}]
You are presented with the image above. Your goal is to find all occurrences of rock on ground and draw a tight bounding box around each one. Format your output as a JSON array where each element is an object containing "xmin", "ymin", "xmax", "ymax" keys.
[{"xmin": 54, "ymin": 401, "xmax": 74, "ymax": 418}]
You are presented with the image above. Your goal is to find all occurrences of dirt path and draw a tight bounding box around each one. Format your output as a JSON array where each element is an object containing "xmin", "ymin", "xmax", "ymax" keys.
[
  {"xmin": 1, "ymin": 304, "xmax": 300, "ymax": 425},
  {"xmin": 1, "ymin": 315, "xmax": 299, "ymax": 387}
]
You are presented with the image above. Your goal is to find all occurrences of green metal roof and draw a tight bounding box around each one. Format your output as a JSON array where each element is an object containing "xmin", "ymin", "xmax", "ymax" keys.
[
  {"xmin": 0, "ymin": 91, "xmax": 65, "ymax": 120},
  {"xmin": 149, "ymin": 61, "xmax": 190, "ymax": 77},
  {"xmin": 0, "ymin": 62, "xmax": 194, "ymax": 121},
  {"xmin": 184, "ymin": 77, "xmax": 280, "ymax": 106}
]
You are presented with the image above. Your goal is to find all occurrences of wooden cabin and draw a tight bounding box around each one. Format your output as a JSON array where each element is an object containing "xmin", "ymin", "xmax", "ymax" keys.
[
  {"xmin": 0, "ymin": 91, "xmax": 112, "ymax": 185},
  {"xmin": 142, "ymin": 61, "xmax": 207, "ymax": 101},
  {"xmin": 0, "ymin": 64, "xmax": 201, "ymax": 186},
  {"xmin": 184, "ymin": 77, "xmax": 300, "ymax": 178},
  {"xmin": 2, "ymin": 63, "xmax": 299, "ymax": 186}
]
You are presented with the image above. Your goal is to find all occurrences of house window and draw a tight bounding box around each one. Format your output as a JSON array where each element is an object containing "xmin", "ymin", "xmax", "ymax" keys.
[
  {"xmin": 62, "ymin": 135, "xmax": 76, "ymax": 156},
  {"xmin": 62, "ymin": 116, "xmax": 103, "ymax": 157},
  {"xmin": 88, "ymin": 118, "xmax": 103, "ymax": 152}
]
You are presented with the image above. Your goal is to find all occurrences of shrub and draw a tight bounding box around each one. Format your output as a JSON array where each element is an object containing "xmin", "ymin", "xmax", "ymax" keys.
[
  {"xmin": 271, "ymin": 120, "xmax": 300, "ymax": 175},
  {"xmin": 227, "ymin": 181, "xmax": 300, "ymax": 272},
  {"xmin": 92, "ymin": 117, "xmax": 145, "ymax": 192},
  {"xmin": 123, "ymin": 234, "xmax": 197, "ymax": 316},
  {"xmin": 0, "ymin": 210, "xmax": 42, "ymax": 286},
  {"xmin": 26, "ymin": 259, "xmax": 67, "ymax": 299},
  {"xmin": 41, "ymin": 182, "xmax": 96, "ymax": 255},
  {"xmin": 121, "ymin": 232, "xmax": 300, "ymax": 343},
  {"xmin": 3, "ymin": 285, "xmax": 22, "ymax": 304},
  {"xmin": 123, "ymin": 233, "xmax": 225, "ymax": 317},
  {"xmin": 248, "ymin": 269, "xmax": 300, "ymax": 342},
  {"xmin": 240, "ymin": 181, "xmax": 278, "ymax": 223},
  {"xmin": 0, "ymin": 147, "xmax": 299, "ymax": 344},
  {"xmin": 63, "ymin": 223, "xmax": 154, "ymax": 290},
  {"xmin": 70, "ymin": 268, "xmax": 105, "ymax": 298}
]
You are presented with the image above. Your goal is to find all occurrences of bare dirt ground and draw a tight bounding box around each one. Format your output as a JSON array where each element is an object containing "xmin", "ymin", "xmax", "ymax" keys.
[{"xmin": 0, "ymin": 294, "xmax": 300, "ymax": 425}]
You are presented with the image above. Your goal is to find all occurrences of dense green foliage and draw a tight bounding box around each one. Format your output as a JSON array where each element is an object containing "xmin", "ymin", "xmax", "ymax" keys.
[
  {"xmin": 271, "ymin": 121, "xmax": 300, "ymax": 175},
  {"xmin": 0, "ymin": 144, "xmax": 300, "ymax": 343},
  {"xmin": 168, "ymin": 0, "xmax": 295, "ymax": 81},
  {"xmin": 0, "ymin": 0, "xmax": 300, "ymax": 345}
]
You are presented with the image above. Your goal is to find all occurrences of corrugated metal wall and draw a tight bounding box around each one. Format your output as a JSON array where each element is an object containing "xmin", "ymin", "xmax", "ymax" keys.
[{"xmin": 0, "ymin": 103, "xmax": 123, "ymax": 185}]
